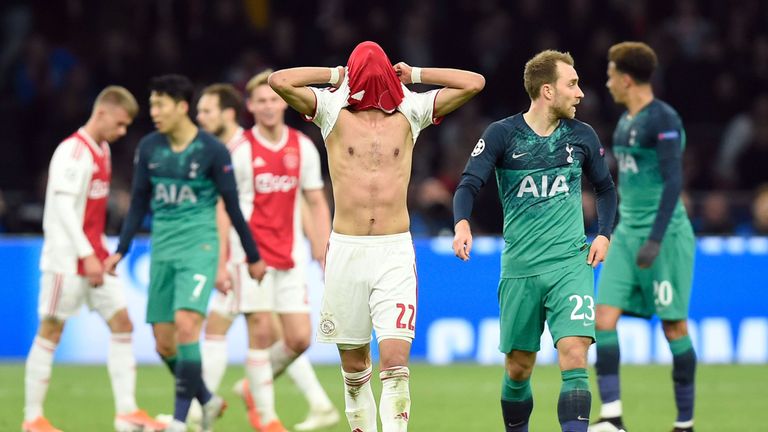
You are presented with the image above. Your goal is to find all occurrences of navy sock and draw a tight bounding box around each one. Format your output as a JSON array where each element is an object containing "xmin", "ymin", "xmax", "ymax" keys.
[
  {"xmin": 174, "ymin": 342, "xmax": 205, "ymax": 422},
  {"xmin": 670, "ymin": 336, "xmax": 696, "ymax": 423},
  {"xmin": 500, "ymin": 373, "xmax": 533, "ymax": 432},
  {"xmin": 558, "ymin": 368, "xmax": 591, "ymax": 432},
  {"xmin": 595, "ymin": 330, "xmax": 621, "ymax": 405}
]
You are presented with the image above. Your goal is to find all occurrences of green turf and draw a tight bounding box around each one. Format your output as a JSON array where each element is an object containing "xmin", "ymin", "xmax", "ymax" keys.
[{"xmin": 1, "ymin": 363, "xmax": 764, "ymax": 431}]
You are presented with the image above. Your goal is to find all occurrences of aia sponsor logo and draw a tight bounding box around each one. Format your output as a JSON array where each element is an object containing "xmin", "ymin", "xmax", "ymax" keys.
[
  {"xmin": 88, "ymin": 179, "xmax": 109, "ymax": 199},
  {"xmin": 254, "ymin": 173, "xmax": 298, "ymax": 193}
]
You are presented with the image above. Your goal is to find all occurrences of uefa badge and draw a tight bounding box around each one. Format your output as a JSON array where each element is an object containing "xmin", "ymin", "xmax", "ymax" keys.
[{"xmin": 471, "ymin": 139, "xmax": 485, "ymax": 157}]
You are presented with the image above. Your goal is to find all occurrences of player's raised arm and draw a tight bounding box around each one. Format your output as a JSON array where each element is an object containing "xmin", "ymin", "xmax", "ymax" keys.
[
  {"xmin": 394, "ymin": 62, "xmax": 485, "ymax": 118},
  {"xmin": 452, "ymin": 121, "xmax": 506, "ymax": 261},
  {"xmin": 109, "ymin": 140, "xmax": 152, "ymax": 273},
  {"xmin": 268, "ymin": 67, "xmax": 345, "ymax": 117}
]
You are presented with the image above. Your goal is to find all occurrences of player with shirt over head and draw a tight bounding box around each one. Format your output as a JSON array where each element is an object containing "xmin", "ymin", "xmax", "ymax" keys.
[
  {"xmin": 23, "ymin": 86, "xmax": 166, "ymax": 432},
  {"xmin": 104, "ymin": 75, "xmax": 267, "ymax": 432},
  {"xmin": 590, "ymin": 42, "xmax": 696, "ymax": 432},
  {"xmin": 452, "ymin": 50, "xmax": 617, "ymax": 432},
  {"xmin": 270, "ymin": 41, "xmax": 485, "ymax": 432},
  {"xmin": 195, "ymin": 76, "xmax": 338, "ymax": 432}
]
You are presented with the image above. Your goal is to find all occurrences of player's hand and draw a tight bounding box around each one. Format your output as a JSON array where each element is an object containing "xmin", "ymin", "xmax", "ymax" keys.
[
  {"xmin": 248, "ymin": 259, "xmax": 267, "ymax": 282},
  {"xmin": 83, "ymin": 254, "xmax": 105, "ymax": 287},
  {"xmin": 453, "ymin": 220, "xmax": 473, "ymax": 261},
  {"xmin": 587, "ymin": 235, "xmax": 610, "ymax": 268},
  {"xmin": 393, "ymin": 62, "xmax": 413, "ymax": 84},
  {"xmin": 636, "ymin": 240, "xmax": 661, "ymax": 268},
  {"xmin": 103, "ymin": 253, "xmax": 122, "ymax": 276},
  {"xmin": 215, "ymin": 264, "xmax": 232, "ymax": 294},
  {"xmin": 311, "ymin": 244, "xmax": 327, "ymax": 272}
]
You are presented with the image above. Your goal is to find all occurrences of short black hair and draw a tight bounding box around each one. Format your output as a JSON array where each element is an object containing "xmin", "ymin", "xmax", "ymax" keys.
[
  {"xmin": 149, "ymin": 74, "xmax": 194, "ymax": 105},
  {"xmin": 608, "ymin": 42, "xmax": 658, "ymax": 84}
]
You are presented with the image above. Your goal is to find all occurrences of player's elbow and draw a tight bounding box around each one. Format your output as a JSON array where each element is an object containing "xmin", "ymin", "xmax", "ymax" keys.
[
  {"xmin": 465, "ymin": 73, "xmax": 486, "ymax": 95},
  {"xmin": 268, "ymin": 71, "xmax": 289, "ymax": 93}
]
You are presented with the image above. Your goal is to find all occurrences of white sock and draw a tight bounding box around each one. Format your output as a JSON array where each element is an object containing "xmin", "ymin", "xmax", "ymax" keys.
[
  {"xmin": 24, "ymin": 336, "xmax": 57, "ymax": 421},
  {"xmin": 379, "ymin": 367, "xmax": 410, "ymax": 432},
  {"xmin": 342, "ymin": 366, "xmax": 377, "ymax": 432},
  {"xmin": 287, "ymin": 354, "xmax": 334, "ymax": 411},
  {"xmin": 600, "ymin": 400, "xmax": 623, "ymax": 418},
  {"xmin": 246, "ymin": 349, "xmax": 277, "ymax": 424},
  {"xmin": 268, "ymin": 340, "xmax": 298, "ymax": 377},
  {"xmin": 108, "ymin": 333, "xmax": 138, "ymax": 414},
  {"xmin": 202, "ymin": 335, "xmax": 228, "ymax": 392}
]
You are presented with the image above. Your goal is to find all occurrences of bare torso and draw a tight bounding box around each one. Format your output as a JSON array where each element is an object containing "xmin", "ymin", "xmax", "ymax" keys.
[{"xmin": 325, "ymin": 109, "xmax": 414, "ymax": 235}]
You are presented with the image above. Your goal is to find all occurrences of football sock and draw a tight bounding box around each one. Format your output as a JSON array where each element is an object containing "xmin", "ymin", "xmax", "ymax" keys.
[
  {"xmin": 669, "ymin": 335, "xmax": 696, "ymax": 427},
  {"xmin": 500, "ymin": 373, "xmax": 533, "ymax": 432},
  {"xmin": 287, "ymin": 354, "xmax": 334, "ymax": 411},
  {"xmin": 595, "ymin": 329, "xmax": 622, "ymax": 417},
  {"xmin": 342, "ymin": 366, "xmax": 377, "ymax": 432},
  {"xmin": 202, "ymin": 335, "xmax": 227, "ymax": 392},
  {"xmin": 174, "ymin": 342, "xmax": 209, "ymax": 422},
  {"xmin": 379, "ymin": 366, "xmax": 410, "ymax": 431},
  {"xmin": 269, "ymin": 339, "xmax": 298, "ymax": 377},
  {"xmin": 108, "ymin": 333, "xmax": 138, "ymax": 414},
  {"xmin": 558, "ymin": 368, "xmax": 591, "ymax": 432},
  {"xmin": 24, "ymin": 336, "xmax": 56, "ymax": 421},
  {"xmin": 162, "ymin": 354, "xmax": 177, "ymax": 375},
  {"xmin": 246, "ymin": 349, "xmax": 277, "ymax": 424}
]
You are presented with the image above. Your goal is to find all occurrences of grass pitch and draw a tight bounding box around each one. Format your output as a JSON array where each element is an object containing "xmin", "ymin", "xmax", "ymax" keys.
[{"xmin": 0, "ymin": 363, "xmax": 764, "ymax": 431}]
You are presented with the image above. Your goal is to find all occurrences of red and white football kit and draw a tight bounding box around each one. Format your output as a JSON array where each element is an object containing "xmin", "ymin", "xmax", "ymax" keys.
[
  {"xmin": 210, "ymin": 126, "xmax": 324, "ymax": 316},
  {"xmin": 39, "ymin": 128, "xmax": 126, "ymax": 321}
]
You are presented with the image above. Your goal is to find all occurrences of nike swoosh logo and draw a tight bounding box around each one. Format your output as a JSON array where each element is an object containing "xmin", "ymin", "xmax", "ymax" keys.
[
  {"xmin": 512, "ymin": 152, "xmax": 527, "ymax": 159},
  {"xmin": 583, "ymin": 321, "xmax": 594, "ymax": 327},
  {"xmin": 508, "ymin": 420, "xmax": 525, "ymax": 427},
  {"xmin": 577, "ymin": 416, "xmax": 589, "ymax": 421}
]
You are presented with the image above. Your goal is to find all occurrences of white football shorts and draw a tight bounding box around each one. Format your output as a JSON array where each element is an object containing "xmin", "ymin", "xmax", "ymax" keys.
[
  {"xmin": 317, "ymin": 231, "xmax": 418, "ymax": 345},
  {"xmin": 38, "ymin": 272, "xmax": 126, "ymax": 321},
  {"xmin": 209, "ymin": 262, "xmax": 310, "ymax": 317}
]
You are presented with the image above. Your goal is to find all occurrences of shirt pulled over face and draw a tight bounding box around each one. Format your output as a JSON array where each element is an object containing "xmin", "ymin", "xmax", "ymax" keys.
[{"xmin": 346, "ymin": 41, "xmax": 404, "ymax": 113}]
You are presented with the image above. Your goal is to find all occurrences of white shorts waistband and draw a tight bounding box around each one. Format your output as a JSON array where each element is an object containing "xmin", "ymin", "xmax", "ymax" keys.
[{"xmin": 330, "ymin": 231, "xmax": 412, "ymax": 246}]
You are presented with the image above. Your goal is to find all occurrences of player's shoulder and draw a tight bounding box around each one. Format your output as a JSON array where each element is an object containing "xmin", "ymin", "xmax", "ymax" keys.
[
  {"xmin": 565, "ymin": 117, "xmax": 599, "ymax": 140},
  {"xmin": 485, "ymin": 115, "xmax": 518, "ymax": 139},
  {"xmin": 52, "ymin": 133, "xmax": 92, "ymax": 164},
  {"xmin": 196, "ymin": 130, "xmax": 230, "ymax": 155},
  {"xmin": 649, "ymin": 99, "xmax": 682, "ymax": 123},
  {"xmin": 137, "ymin": 131, "xmax": 165, "ymax": 151}
]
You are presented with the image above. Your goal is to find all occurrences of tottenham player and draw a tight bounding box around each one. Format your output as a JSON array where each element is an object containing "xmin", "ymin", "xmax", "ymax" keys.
[
  {"xmin": 591, "ymin": 42, "xmax": 696, "ymax": 432},
  {"xmin": 452, "ymin": 50, "xmax": 617, "ymax": 432}
]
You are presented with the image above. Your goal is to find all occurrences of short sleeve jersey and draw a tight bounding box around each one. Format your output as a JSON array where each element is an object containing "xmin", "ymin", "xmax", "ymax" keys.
[{"xmin": 304, "ymin": 72, "xmax": 442, "ymax": 143}]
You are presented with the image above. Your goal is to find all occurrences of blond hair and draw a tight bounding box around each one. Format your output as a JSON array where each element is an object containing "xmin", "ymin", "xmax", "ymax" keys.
[
  {"xmin": 246, "ymin": 69, "xmax": 274, "ymax": 95},
  {"xmin": 94, "ymin": 85, "xmax": 139, "ymax": 118},
  {"xmin": 523, "ymin": 50, "xmax": 575, "ymax": 100}
]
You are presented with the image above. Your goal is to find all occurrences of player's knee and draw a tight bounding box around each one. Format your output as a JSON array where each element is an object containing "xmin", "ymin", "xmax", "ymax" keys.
[
  {"xmin": 108, "ymin": 309, "xmax": 133, "ymax": 333},
  {"xmin": 155, "ymin": 340, "xmax": 175, "ymax": 358},
  {"xmin": 662, "ymin": 320, "xmax": 688, "ymax": 340},
  {"xmin": 595, "ymin": 305, "xmax": 620, "ymax": 330},
  {"xmin": 505, "ymin": 360, "xmax": 533, "ymax": 381},
  {"xmin": 284, "ymin": 335, "xmax": 310, "ymax": 355},
  {"xmin": 39, "ymin": 318, "xmax": 64, "ymax": 344},
  {"xmin": 556, "ymin": 342, "xmax": 590, "ymax": 370}
]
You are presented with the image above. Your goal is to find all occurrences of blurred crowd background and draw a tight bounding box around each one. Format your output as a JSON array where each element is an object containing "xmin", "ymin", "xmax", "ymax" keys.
[{"xmin": 1, "ymin": 0, "xmax": 767, "ymax": 237}]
